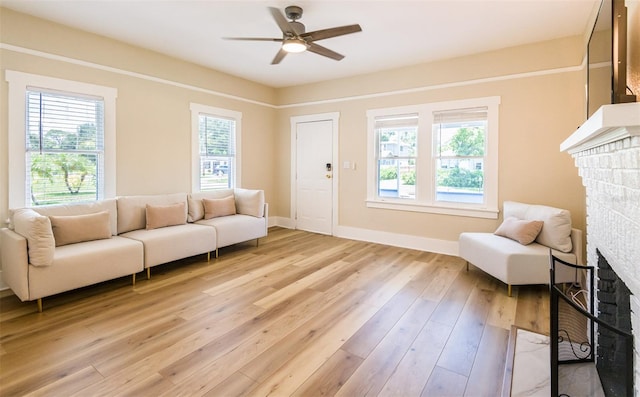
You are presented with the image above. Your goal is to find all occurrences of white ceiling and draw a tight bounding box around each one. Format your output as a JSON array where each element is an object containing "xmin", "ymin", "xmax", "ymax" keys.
[{"xmin": 1, "ymin": 0, "xmax": 600, "ymax": 88}]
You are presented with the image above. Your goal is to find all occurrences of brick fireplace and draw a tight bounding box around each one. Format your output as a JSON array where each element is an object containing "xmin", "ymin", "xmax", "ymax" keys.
[{"xmin": 561, "ymin": 102, "xmax": 640, "ymax": 394}]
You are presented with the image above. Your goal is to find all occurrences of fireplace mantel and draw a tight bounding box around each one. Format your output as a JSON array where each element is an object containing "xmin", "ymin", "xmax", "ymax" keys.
[{"xmin": 560, "ymin": 102, "xmax": 640, "ymax": 154}]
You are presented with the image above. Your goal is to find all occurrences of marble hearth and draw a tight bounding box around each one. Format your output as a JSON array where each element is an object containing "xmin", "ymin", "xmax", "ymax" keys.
[{"xmin": 560, "ymin": 102, "xmax": 640, "ymax": 394}]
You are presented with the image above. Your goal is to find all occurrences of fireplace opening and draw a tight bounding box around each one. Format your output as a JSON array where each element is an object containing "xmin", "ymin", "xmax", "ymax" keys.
[
  {"xmin": 550, "ymin": 253, "xmax": 634, "ymax": 396},
  {"xmin": 596, "ymin": 249, "xmax": 633, "ymax": 396}
]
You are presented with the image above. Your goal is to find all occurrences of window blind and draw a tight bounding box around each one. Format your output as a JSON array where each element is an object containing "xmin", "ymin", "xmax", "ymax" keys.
[
  {"xmin": 433, "ymin": 107, "xmax": 488, "ymax": 124},
  {"xmin": 374, "ymin": 114, "xmax": 419, "ymax": 129}
]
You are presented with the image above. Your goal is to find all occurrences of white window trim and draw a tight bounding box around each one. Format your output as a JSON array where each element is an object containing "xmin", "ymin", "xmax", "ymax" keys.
[
  {"xmin": 366, "ymin": 96, "xmax": 500, "ymax": 219},
  {"xmin": 5, "ymin": 70, "xmax": 117, "ymax": 208},
  {"xmin": 190, "ymin": 103, "xmax": 242, "ymax": 192}
]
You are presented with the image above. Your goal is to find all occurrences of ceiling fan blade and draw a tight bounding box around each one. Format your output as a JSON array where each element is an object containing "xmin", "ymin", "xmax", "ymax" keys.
[
  {"xmin": 301, "ymin": 24, "xmax": 362, "ymax": 42},
  {"xmin": 223, "ymin": 37, "xmax": 283, "ymax": 42},
  {"xmin": 307, "ymin": 42, "xmax": 344, "ymax": 61},
  {"xmin": 271, "ymin": 48, "xmax": 288, "ymax": 65},
  {"xmin": 268, "ymin": 7, "xmax": 294, "ymax": 35}
]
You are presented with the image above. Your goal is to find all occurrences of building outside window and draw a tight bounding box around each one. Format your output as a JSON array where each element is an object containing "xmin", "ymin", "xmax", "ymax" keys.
[
  {"xmin": 6, "ymin": 71, "xmax": 117, "ymax": 208},
  {"xmin": 375, "ymin": 113, "xmax": 418, "ymax": 199},
  {"xmin": 190, "ymin": 103, "xmax": 241, "ymax": 191},
  {"xmin": 367, "ymin": 97, "xmax": 500, "ymax": 219}
]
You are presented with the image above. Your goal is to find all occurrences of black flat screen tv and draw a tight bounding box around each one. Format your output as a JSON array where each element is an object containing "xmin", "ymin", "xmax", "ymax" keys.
[{"xmin": 587, "ymin": 0, "xmax": 637, "ymax": 119}]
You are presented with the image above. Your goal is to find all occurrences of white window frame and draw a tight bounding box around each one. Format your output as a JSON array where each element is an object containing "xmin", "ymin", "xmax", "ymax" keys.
[
  {"xmin": 190, "ymin": 103, "xmax": 242, "ymax": 192},
  {"xmin": 367, "ymin": 96, "xmax": 500, "ymax": 219},
  {"xmin": 6, "ymin": 70, "xmax": 117, "ymax": 208}
]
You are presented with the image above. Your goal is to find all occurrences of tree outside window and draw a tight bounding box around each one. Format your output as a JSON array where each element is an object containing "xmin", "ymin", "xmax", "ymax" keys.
[{"xmin": 434, "ymin": 109, "xmax": 487, "ymax": 205}]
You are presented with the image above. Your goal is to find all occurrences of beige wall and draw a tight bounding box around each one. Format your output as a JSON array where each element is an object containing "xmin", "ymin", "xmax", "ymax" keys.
[
  {"xmin": 276, "ymin": 37, "xmax": 587, "ymax": 242},
  {"xmin": 1, "ymin": 7, "xmax": 588, "ymax": 255},
  {"xmin": 0, "ymin": 8, "xmax": 277, "ymax": 226}
]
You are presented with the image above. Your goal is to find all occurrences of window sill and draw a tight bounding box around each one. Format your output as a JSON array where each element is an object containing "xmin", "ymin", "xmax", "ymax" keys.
[{"xmin": 366, "ymin": 199, "xmax": 499, "ymax": 219}]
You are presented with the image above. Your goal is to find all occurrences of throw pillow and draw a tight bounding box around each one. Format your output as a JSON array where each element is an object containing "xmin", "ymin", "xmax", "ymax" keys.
[
  {"xmin": 203, "ymin": 196, "xmax": 236, "ymax": 219},
  {"xmin": 187, "ymin": 197, "xmax": 205, "ymax": 222},
  {"xmin": 12, "ymin": 208, "xmax": 55, "ymax": 267},
  {"xmin": 146, "ymin": 202, "xmax": 187, "ymax": 230},
  {"xmin": 50, "ymin": 211, "xmax": 112, "ymax": 247},
  {"xmin": 494, "ymin": 216, "xmax": 544, "ymax": 245},
  {"xmin": 234, "ymin": 188, "xmax": 265, "ymax": 218}
]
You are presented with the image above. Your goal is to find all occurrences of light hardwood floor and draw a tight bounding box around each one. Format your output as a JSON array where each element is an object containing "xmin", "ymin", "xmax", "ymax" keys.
[{"xmin": 0, "ymin": 227, "xmax": 550, "ymax": 396}]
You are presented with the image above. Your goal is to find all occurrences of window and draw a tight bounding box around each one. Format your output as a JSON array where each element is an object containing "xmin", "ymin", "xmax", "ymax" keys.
[
  {"xmin": 375, "ymin": 113, "xmax": 418, "ymax": 199},
  {"xmin": 190, "ymin": 103, "xmax": 241, "ymax": 191},
  {"xmin": 6, "ymin": 71, "xmax": 117, "ymax": 208},
  {"xmin": 25, "ymin": 90, "xmax": 105, "ymax": 206},
  {"xmin": 433, "ymin": 107, "xmax": 487, "ymax": 205},
  {"xmin": 367, "ymin": 97, "xmax": 500, "ymax": 218}
]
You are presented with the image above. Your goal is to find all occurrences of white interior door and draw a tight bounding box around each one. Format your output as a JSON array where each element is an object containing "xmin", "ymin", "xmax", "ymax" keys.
[{"xmin": 295, "ymin": 119, "xmax": 334, "ymax": 235}]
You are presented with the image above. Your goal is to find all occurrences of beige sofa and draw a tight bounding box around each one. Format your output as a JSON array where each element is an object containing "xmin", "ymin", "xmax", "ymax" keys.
[
  {"xmin": 116, "ymin": 193, "xmax": 217, "ymax": 279},
  {"xmin": 0, "ymin": 189, "xmax": 267, "ymax": 311},
  {"xmin": 458, "ymin": 201, "xmax": 583, "ymax": 296}
]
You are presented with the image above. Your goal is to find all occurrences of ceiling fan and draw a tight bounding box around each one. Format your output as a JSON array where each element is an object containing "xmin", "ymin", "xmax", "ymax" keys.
[{"xmin": 223, "ymin": 5, "xmax": 362, "ymax": 65}]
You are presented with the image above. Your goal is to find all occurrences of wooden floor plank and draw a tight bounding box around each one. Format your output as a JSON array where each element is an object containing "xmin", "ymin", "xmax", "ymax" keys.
[
  {"xmin": 244, "ymin": 300, "xmax": 381, "ymax": 397},
  {"xmin": 0, "ymin": 228, "xmax": 549, "ymax": 397},
  {"xmin": 464, "ymin": 323, "xmax": 510, "ymax": 397},
  {"xmin": 436, "ymin": 286, "xmax": 494, "ymax": 376},
  {"xmin": 335, "ymin": 298, "xmax": 438, "ymax": 397},
  {"xmin": 291, "ymin": 348, "xmax": 364, "ymax": 397},
  {"xmin": 421, "ymin": 365, "xmax": 468, "ymax": 397},
  {"xmin": 378, "ymin": 320, "xmax": 452, "ymax": 397}
]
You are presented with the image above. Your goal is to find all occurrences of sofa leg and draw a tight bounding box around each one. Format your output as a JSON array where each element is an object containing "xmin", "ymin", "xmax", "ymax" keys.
[
  {"xmin": 37, "ymin": 298, "xmax": 43, "ymax": 313},
  {"xmin": 256, "ymin": 238, "xmax": 259, "ymax": 247},
  {"xmin": 132, "ymin": 273, "xmax": 136, "ymax": 285},
  {"xmin": 466, "ymin": 261, "xmax": 469, "ymax": 272},
  {"xmin": 508, "ymin": 284, "xmax": 512, "ymax": 297},
  {"xmin": 146, "ymin": 268, "xmax": 151, "ymax": 280},
  {"xmin": 207, "ymin": 251, "xmax": 210, "ymax": 262},
  {"xmin": 215, "ymin": 248, "xmax": 219, "ymax": 258}
]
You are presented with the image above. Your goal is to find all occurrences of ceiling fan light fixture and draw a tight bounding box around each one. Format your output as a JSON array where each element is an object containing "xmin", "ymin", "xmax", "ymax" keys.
[{"xmin": 282, "ymin": 38, "xmax": 307, "ymax": 53}]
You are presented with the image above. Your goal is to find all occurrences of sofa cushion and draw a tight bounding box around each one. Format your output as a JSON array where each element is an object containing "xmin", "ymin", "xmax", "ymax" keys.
[
  {"xmin": 117, "ymin": 193, "xmax": 187, "ymax": 234},
  {"xmin": 503, "ymin": 201, "xmax": 573, "ymax": 253},
  {"xmin": 494, "ymin": 216, "xmax": 543, "ymax": 245},
  {"xmin": 188, "ymin": 189, "xmax": 234, "ymax": 222},
  {"xmin": 28, "ymin": 236, "xmax": 144, "ymax": 300},
  {"xmin": 203, "ymin": 196, "xmax": 236, "ymax": 219},
  {"xmin": 146, "ymin": 203, "xmax": 187, "ymax": 230},
  {"xmin": 196, "ymin": 214, "xmax": 266, "ymax": 248},
  {"xmin": 50, "ymin": 211, "xmax": 112, "ymax": 246},
  {"xmin": 12, "ymin": 208, "xmax": 55, "ymax": 267},
  {"xmin": 31, "ymin": 199, "xmax": 118, "ymax": 236},
  {"xmin": 234, "ymin": 188, "xmax": 265, "ymax": 218},
  {"xmin": 120, "ymin": 224, "xmax": 216, "ymax": 267}
]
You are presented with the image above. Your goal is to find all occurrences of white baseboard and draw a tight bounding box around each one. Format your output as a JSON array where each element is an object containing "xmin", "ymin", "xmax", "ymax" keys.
[
  {"xmin": 268, "ymin": 216, "xmax": 295, "ymax": 229},
  {"xmin": 269, "ymin": 217, "xmax": 459, "ymax": 256},
  {"xmin": 335, "ymin": 225, "xmax": 459, "ymax": 256},
  {"xmin": 0, "ymin": 270, "xmax": 8, "ymax": 291}
]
